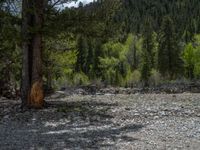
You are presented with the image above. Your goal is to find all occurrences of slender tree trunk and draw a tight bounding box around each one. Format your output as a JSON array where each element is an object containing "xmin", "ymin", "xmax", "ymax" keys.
[
  {"xmin": 133, "ymin": 46, "xmax": 137, "ymax": 70},
  {"xmin": 21, "ymin": 0, "xmax": 44, "ymax": 109},
  {"xmin": 21, "ymin": 0, "xmax": 31, "ymax": 108}
]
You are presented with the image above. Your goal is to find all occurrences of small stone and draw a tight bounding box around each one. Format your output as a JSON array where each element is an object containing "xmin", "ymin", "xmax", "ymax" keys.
[
  {"xmin": 154, "ymin": 116, "xmax": 159, "ymax": 119},
  {"xmin": 3, "ymin": 115, "xmax": 9, "ymax": 119},
  {"xmin": 159, "ymin": 111, "xmax": 166, "ymax": 116},
  {"xmin": 125, "ymin": 107, "xmax": 131, "ymax": 111},
  {"xmin": 134, "ymin": 113, "xmax": 140, "ymax": 116}
]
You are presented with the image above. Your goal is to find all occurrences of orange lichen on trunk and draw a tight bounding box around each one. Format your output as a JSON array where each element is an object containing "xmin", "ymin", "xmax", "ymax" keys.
[{"xmin": 29, "ymin": 81, "xmax": 44, "ymax": 108}]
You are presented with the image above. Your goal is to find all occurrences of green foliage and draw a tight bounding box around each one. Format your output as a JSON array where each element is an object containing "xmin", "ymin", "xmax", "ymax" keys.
[
  {"xmin": 194, "ymin": 61, "xmax": 200, "ymax": 79},
  {"xmin": 72, "ymin": 72, "xmax": 90, "ymax": 86},
  {"xmin": 75, "ymin": 36, "xmax": 102, "ymax": 80},
  {"xmin": 142, "ymin": 18, "xmax": 156, "ymax": 68},
  {"xmin": 43, "ymin": 34, "xmax": 77, "ymax": 89},
  {"xmin": 100, "ymin": 40, "xmax": 128, "ymax": 86},
  {"xmin": 193, "ymin": 35, "xmax": 200, "ymax": 78},
  {"xmin": 141, "ymin": 19, "xmax": 156, "ymax": 86},
  {"xmin": 141, "ymin": 55, "xmax": 151, "ymax": 86},
  {"xmin": 158, "ymin": 16, "xmax": 183, "ymax": 79},
  {"xmin": 125, "ymin": 69, "xmax": 141, "ymax": 87},
  {"xmin": 2, "ymin": 0, "xmax": 200, "ymax": 94},
  {"xmin": 149, "ymin": 69, "xmax": 161, "ymax": 86},
  {"xmin": 75, "ymin": 35, "xmax": 88, "ymax": 73},
  {"xmin": 182, "ymin": 35, "xmax": 200, "ymax": 79},
  {"xmin": 0, "ymin": 10, "xmax": 21, "ymax": 95},
  {"xmin": 119, "ymin": 0, "xmax": 200, "ymax": 37},
  {"xmin": 99, "ymin": 34, "xmax": 143, "ymax": 86},
  {"xmin": 86, "ymin": 38, "xmax": 94, "ymax": 77},
  {"xmin": 125, "ymin": 34, "xmax": 143, "ymax": 70},
  {"xmin": 99, "ymin": 56, "xmax": 120, "ymax": 85},
  {"xmin": 182, "ymin": 43, "xmax": 196, "ymax": 78}
]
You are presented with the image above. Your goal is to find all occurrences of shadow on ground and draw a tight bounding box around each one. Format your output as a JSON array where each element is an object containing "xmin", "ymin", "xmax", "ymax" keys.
[{"xmin": 0, "ymin": 99, "xmax": 144, "ymax": 149}]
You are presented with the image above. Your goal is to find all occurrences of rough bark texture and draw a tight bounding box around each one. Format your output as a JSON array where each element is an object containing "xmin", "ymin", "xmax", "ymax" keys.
[
  {"xmin": 21, "ymin": 0, "xmax": 44, "ymax": 109},
  {"xmin": 21, "ymin": 0, "xmax": 31, "ymax": 108},
  {"xmin": 29, "ymin": 80, "xmax": 44, "ymax": 108}
]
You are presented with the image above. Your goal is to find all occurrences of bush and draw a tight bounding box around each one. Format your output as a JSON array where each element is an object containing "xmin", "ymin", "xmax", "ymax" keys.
[
  {"xmin": 194, "ymin": 62, "xmax": 200, "ymax": 79},
  {"xmin": 125, "ymin": 70, "xmax": 141, "ymax": 87},
  {"xmin": 149, "ymin": 69, "xmax": 161, "ymax": 86},
  {"xmin": 90, "ymin": 78, "xmax": 103, "ymax": 87},
  {"xmin": 73, "ymin": 72, "xmax": 90, "ymax": 86}
]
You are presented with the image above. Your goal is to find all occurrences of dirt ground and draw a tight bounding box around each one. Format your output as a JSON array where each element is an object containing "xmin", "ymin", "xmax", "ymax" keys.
[{"xmin": 0, "ymin": 93, "xmax": 200, "ymax": 150}]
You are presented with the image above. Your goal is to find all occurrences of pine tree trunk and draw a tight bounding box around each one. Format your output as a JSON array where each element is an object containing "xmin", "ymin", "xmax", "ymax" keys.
[
  {"xmin": 21, "ymin": 0, "xmax": 44, "ymax": 109},
  {"xmin": 21, "ymin": 0, "xmax": 32, "ymax": 108}
]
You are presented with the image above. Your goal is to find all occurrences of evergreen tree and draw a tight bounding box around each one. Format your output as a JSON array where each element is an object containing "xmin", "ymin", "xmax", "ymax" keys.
[
  {"xmin": 142, "ymin": 18, "xmax": 155, "ymax": 68},
  {"xmin": 141, "ymin": 18, "xmax": 155, "ymax": 86},
  {"xmin": 75, "ymin": 35, "xmax": 88, "ymax": 74},
  {"xmin": 141, "ymin": 53, "xmax": 151, "ymax": 87},
  {"xmin": 21, "ymin": 0, "xmax": 45, "ymax": 108},
  {"xmin": 126, "ymin": 34, "xmax": 141, "ymax": 71},
  {"xmin": 158, "ymin": 16, "xmax": 183, "ymax": 79},
  {"xmin": 120, "ymin": 0, "xmax": 200, "ymax": 35},
  {"xmin": 182, "ymin": 43, "xmax": 195, "ymax": 79},
  {"xmin": 93, "ymin": 40, "xmax": 102, "ymax": 77},
  {"xmin": 86, "ymin": 38, "xmax": 95, "ymax": 78}
]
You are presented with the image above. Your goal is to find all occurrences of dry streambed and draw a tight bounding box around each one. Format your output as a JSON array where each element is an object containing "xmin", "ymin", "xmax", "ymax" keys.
[{"xmin": 0, "ymin": 93, "xmax": 200, "ymax": 149}]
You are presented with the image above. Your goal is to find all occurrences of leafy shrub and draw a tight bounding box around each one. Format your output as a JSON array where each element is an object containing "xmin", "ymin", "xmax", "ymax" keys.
[
  {"xmin": 149, "ymin": 69, "xmax": 161, "ymax": 86},
  {"xmin": 90, "ymin": 78, "xmax": 103, "ymax": 87},
  {"xmin": 125, "ymin": 70, "xmax": 141, "ymax": 87},
  {"xmin": 194, "ymin": 62, "xmax": 200, "ymax": 79},
  {"xmin": 73, "ymin": 72, "xmax": 90, "ymax": 86}
]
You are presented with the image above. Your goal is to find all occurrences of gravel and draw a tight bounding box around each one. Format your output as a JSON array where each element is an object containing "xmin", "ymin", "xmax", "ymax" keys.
[{"xmin": 0, "ymin": 93, "xmax": 200, "ymax": 150}]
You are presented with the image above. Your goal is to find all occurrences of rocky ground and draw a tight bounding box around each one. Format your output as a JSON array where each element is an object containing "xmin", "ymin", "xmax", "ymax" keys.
[{"xmin": 0, "ymin": 92, "xmax": 200, "ymax": 150}]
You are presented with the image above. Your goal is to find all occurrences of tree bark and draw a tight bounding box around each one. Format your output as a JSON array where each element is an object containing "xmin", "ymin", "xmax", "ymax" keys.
[
  {"xmin": 21, "ymin": 0, "xmax": 44, "ymax": 109},
  {"xmin": 21, "ymin": 0, "xmax": 32, "ymax": 108}
]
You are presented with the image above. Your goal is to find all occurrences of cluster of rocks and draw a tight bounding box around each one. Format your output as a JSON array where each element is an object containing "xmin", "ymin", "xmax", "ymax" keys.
[
  {"xmin": 0, "ymin": 78, "xmax": 21, "ymax": 99},
  {"xmin": 58, "ymin": 82, "xmax": 200, "ymax": 95},
  {"xmin": 0, "ymin": 97, "xmax": 21, "ymax": 121},
  {"xmin": 1, "ymin": 93, "xmax": 200, "ymax": 149}
]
